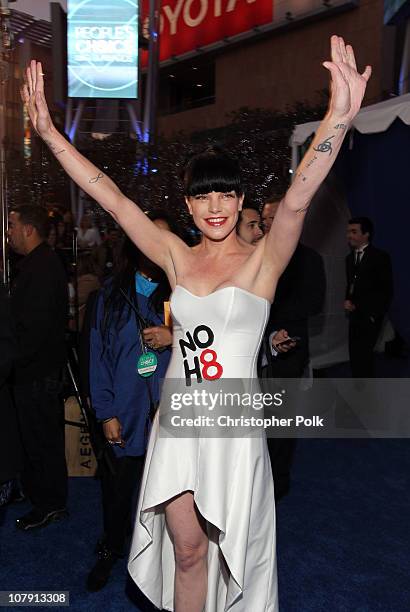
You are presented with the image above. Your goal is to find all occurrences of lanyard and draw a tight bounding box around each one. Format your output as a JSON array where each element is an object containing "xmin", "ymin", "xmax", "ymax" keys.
[
  {"xmin": 119, "ymin": 288, "xmax": 151, "ymax": 353},
  {"xmin": 119, "ymin": 288, "xmax": 160, "ymax": 382}
]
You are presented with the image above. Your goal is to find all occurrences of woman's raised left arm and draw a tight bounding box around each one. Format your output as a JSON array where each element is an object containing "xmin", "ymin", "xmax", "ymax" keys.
[{"xmin": 265, "ymin": 35, "xmax": 371, "ymax": 276}]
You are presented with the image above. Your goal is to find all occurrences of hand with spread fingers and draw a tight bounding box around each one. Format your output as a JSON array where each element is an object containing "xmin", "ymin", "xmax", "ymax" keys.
[
  {"xmin": 21, "ymin": 60, "xmax": 54, "ymax": 138},
  {"xmin": 323, "ymin": 35, "xmax": 372, "ymax": 122}
]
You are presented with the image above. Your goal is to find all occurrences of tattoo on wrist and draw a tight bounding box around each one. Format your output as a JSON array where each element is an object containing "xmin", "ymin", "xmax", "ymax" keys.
[
  {"xmin": 313, "ymin": 135, "xmax": 335, "ymax": 155},
  {"xmin": 89, "ymin": 172, "xmax": 104, "ymax": 184},
  {"xmin": 334, "ymin": 123, "xmax": 347, "ymax": 130},
  {"xmin": 44, "ymin": 139, "xmax": 66, "ymax": 156}
]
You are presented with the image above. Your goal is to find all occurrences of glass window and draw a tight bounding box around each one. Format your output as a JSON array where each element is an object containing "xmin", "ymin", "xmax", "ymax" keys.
[{"xmin": 158, "ymin": 60, "xmax": 215, "ymax": 115}]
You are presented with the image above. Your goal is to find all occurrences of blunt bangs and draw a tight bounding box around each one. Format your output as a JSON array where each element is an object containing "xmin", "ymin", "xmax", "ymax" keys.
[{"xmin": 183, "ymin": 147, "xmax": 243, "ymax": 197}]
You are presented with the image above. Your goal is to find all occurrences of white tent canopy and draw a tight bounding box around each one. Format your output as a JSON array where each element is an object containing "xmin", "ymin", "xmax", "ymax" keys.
[{"xmin": 291, "ymin": 92, "xmax": 410, "ymax": 148}]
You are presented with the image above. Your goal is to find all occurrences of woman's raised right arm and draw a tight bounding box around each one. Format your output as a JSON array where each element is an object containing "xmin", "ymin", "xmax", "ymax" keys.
[{"xmin": 22, "ymin": 61, "xmax": 175, "ymax": 271}]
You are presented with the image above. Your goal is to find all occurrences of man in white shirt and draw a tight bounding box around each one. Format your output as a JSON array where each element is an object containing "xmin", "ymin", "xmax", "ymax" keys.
[{"xmin": 77, "ymin": 214, "xmax": 102, "ymax": 249}]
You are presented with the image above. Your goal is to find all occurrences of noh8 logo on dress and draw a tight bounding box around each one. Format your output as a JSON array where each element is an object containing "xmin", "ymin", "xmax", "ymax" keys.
[{"xmin": 179, "ymin": 325, "xmax": 223, "ymax": 385}]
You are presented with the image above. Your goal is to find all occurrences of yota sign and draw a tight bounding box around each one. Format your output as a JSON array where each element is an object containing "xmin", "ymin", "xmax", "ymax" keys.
[
  {"xmin": 141, "ymin": 0, "xmax": 274, "ymax": 63},
  {"xmin": 140, "ymin": 0, "xmax": 356, "ymax": 65}
]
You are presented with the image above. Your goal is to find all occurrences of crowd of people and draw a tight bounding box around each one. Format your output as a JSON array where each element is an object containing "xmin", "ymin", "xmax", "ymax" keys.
[
  {"xmin": 41, "ymin": 209, "xmax": 124, "ymax": 331},
  {"xmin": 0, "ymin": 36, "xmax": 397, "ymax": 612},
  {"xmin": 1, "ymin": 197, "xmax": 393, "ymax": 592}
]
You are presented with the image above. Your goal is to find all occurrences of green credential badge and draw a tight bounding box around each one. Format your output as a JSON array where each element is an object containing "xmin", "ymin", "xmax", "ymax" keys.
[{"xmin": 137, "ymin": 351, "xmax": 158, "ymax": 377}]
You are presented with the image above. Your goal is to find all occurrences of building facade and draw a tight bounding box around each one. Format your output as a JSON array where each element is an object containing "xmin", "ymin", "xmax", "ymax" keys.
[
  {"xmin": 4, "ymin": 0, "xmax": 406, "ymax": 149},
  {"xmin": 155, "ymin": 0, "xmax": 400, "ymax": 137}
]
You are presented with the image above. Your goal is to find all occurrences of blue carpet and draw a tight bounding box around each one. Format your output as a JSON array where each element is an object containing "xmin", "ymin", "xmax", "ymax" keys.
[{"xmin": 1, "ymin": 436, "xmax": 410, "ymax": 611}]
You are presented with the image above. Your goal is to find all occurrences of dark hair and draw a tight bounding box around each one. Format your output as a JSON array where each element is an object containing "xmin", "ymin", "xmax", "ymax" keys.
[
  {"xmin": 236, "ymin": 203, "xmax": 260, "ymax": 233},
  {"xmin": 148, "ymin": 209, "xmax": 179, "ymax": 237},
  {"xmin": 47, "ymin": 221, "xmax": 57, "ymax": 236},
  {"xmin": 182, "ymin": 146, "xmax": 243, "ymax": 197},
  {"xmin": 348, "ymin": 216, "xmax": 373, "ymax": 241},
  {"xmin": 100, "ymin": 211, "xmax": 175, "ymax": 342},
  {"xmin": 12, "ymin": 205, "xmax": 49, "ymax": 240}
]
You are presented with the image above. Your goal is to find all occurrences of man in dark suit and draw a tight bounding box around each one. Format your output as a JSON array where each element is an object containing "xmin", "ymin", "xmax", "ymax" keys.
[
  {"xmin": 345, "ymin": 217, "xmax": 393, "ymax": 378},
  {"xmin": 8, "ymin": 205, "xmax": 68, "ymax": 530},
  {"xmin": 260, "ymin": 198, "xmax": 326, "ymax": 500}
]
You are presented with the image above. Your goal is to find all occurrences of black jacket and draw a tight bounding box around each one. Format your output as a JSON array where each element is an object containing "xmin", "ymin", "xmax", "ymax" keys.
[
  {"xmin": 0, "ymin": 285, "xmax": 22, "ymax": 483},
  {"xmin": 266, "ymin": 243, "xmax": 326, "ymax": 340},
  {"xmin": 10, "ymin": 242, "xmax": 68, "ymax": 383},
  {"xmin": 345, "ymin": 244, "xmax": 393, "ymax": 320}
]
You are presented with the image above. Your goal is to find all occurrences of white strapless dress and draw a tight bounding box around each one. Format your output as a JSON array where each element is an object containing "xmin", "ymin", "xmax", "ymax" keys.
[{"xmin": 128, "ymin": 286, "xmax": 278, "ymax": 611}]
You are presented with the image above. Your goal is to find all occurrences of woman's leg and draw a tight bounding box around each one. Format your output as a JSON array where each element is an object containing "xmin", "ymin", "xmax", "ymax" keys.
[{"xmin": 165, "ymin": 491, "xmax": 208, "ymax": 612}]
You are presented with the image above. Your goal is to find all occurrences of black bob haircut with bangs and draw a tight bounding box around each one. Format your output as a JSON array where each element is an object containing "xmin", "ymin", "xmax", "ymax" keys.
[{"xmin": 182, "ymin": 146, "xmax": 244, "ymax": 197}]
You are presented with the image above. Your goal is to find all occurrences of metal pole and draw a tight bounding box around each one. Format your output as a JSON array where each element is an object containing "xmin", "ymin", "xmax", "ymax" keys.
[
  {"xmin": 142, "ymin": 0, "xmax": 160, "ymax": 144},
  {"xmin": 0, "ymin": 132, "xmax": 9, "ymax": 287},
  {"xmin": 126, "ymin": 101, "xmax": 143, "ymax": 141},
  {"xmin": 0, "ymin": 0, "xmax": 14, "ymax": 289},
  {"xmin": 71, "ymin": 227, "xmax": 80, "ymax": 339},
  {"xmin": 64, "ymin": 97, "xmax": 73, "ymax": 138},
  {"xmin": 69, "ymin": 99, "xmax": 85, "ymax": 143},
  {"xmin": 65, "ymin": 99, "xmax": 85, "ymax": 222},
  {"xmin": 0, "ymin": 110, "xmax": 8, "ymax": 287}
]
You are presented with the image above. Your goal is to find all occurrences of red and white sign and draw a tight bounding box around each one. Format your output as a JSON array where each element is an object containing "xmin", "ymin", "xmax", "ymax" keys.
[
  {"xmin": 140, "ymin": 0, "xmax": 354, "ymax": 65},
  {"xmin": 141, "ymin": 0, "xmax": 274, "ymax": 63}
]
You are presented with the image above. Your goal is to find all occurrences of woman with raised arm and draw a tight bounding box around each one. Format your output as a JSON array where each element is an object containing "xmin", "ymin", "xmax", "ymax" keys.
[{"xmin": 23, "ymin": 35, "xmax": 370, "ymax": 611}]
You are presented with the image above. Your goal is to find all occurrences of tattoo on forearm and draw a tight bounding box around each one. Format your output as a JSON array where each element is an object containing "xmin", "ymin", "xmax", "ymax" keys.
[
  {"xmin": 313, "ymin": 135, "xmax": 335, "ymax": 155},
  {"xmin": 296, "ymin": 171, "xmax": 307, "ymax": 182},
  {"xmin": 89, "ymin": 173, "xmax": 104, "ymax": 184},
  {"xmin": 45, "ymin": 139, "xmax": 66, "ymax": 156},
  {"xmin": 334, "ymin": 123, "xmax": 347, "ymax": 130},
  {"xmin": 306, "ymin": 156, "xmax": 317, "ymax": 168}
]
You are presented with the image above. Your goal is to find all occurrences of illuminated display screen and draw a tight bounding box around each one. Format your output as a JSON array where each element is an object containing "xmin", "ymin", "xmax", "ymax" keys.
[
  {"xmin": 384, "ymin": 0, "xmax": 410, "ymax": 23},
  {"xmin": 67, "ymin": 0, "xmax": 138, "ymax": 98}
]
